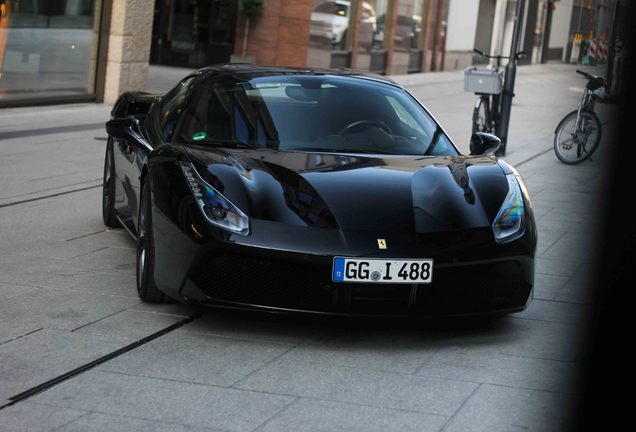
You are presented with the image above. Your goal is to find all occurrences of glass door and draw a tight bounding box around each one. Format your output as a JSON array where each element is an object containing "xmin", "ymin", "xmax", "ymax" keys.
[{"xmin": 150, "ymin": 0, "xmax": 237, "ymax": 69}]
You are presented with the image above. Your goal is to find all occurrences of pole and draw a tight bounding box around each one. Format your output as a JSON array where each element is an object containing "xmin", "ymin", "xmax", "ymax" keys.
[
  {"xmin": 496, "ymin": 0, "xmax": 525, "ymax": 156},
  {"xmin": 430, "ymin": 0, "xmax": 447, "ymax": 71},
  {"xmin": 541, "ymin": 0, "xmax": 554, "ymax": 63}
]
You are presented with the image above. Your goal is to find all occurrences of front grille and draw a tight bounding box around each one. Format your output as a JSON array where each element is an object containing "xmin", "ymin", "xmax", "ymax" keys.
[
  {"xmin": 414, "ymin": 261, "xmax": 530, "ymax": 314},
  {"xmin": 191, "ymin": 254, "xmax": 336, "ymax": 311},
  {"xmin": 191, "ymin": 254, "xmax": 531, "ymax": 315}
]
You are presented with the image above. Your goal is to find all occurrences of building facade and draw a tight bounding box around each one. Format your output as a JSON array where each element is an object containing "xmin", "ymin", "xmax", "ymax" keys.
[{"xmin": 0, "ymin": 0, "xmax": 623, "ymax": 107}]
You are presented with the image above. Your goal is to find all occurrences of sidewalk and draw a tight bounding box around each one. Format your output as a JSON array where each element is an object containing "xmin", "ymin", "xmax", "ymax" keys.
[{"xmin": 0, "ymin": 62, "xmax": 614, "ymax": 431}]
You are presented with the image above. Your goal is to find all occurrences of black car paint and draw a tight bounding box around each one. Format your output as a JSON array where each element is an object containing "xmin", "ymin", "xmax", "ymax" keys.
[{"xmin": 106, "ymin": 65, "xmax": 537, "ymax": 316}]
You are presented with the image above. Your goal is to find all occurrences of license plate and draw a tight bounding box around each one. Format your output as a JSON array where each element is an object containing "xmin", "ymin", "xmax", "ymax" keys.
[{"xmin": 332, "ymin": 257, "xmax": 433, "ymax": 284}]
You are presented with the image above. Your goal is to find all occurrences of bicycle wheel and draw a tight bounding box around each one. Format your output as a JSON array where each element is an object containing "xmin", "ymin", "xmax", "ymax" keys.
[
  {"xmin": 554, "ymin": 109, "xmax": 602, "ymax": 164},
  {"xmin": 472, "ymin": 97, "xmax": 491, "ymax": 134}
]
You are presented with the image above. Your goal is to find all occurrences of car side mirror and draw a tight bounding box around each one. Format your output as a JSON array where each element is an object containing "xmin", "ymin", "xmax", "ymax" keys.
[
  {"xmin": 470, "ymin": 132, "xmax": 501, "ymax": 155},
  {"xmin": 105, "ymin": 116, "xmax": 142, "ymax": 141}
]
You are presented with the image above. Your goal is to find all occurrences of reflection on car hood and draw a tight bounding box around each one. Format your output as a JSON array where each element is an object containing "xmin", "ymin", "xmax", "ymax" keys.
[{"xmin": 183, "ymin": 147, "xmax": 509, "ymax": 233}]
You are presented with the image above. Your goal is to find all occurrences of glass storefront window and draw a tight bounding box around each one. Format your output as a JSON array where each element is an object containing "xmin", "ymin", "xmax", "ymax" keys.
[
  {"xmin": 0, "ymin": 0, "xmax": 102, "ymax": 104},
  {"xmin": 356, "ymin": 0, "xmax": 388, "ymax": 73},
  {"xmin": 307, "ymin": 0, "xmax": 353, "ymax": 69},
  {"xmin": 394, "ymin": 0, "xmax": 427, "ymax": 73}
]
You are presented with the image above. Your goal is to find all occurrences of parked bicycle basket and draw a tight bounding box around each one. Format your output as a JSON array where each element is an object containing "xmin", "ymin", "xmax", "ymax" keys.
[{"xmin": 464, "ymin": 67, "xmax": 504, "ymax": 94}]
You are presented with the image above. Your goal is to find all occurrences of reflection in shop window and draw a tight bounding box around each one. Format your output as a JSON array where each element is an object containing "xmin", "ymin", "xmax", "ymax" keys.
[
  {"xmin": 0, "ymin": 0, "xmax": 101, "ymax": 103},
  {"xmin": 310, "ymin": 0, "xmax": 351, "ymax": 51},
  {"xmin": 308, "ymin": 0, "xmax": 355, "ymax": 69}
]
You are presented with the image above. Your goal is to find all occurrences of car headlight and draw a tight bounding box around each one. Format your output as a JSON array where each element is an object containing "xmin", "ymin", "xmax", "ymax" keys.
[
  {"xmin": 179, "ymin": 162, "xmax": 249, "ymax": 236},
  {"xmin": 492, "ymin": 174, "xmax": 525, "ymax": 244}
]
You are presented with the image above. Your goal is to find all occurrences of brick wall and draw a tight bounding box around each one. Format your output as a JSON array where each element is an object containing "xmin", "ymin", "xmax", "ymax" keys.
[{"xmin": 234, "ymin": 0, "xmax": 312, "ymax": 67}]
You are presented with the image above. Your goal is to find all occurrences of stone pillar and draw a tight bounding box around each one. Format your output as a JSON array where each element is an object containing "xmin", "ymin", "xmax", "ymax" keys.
[{"xmin": 103, "ymin": 0, "xmax": 153, "ymax": 104}]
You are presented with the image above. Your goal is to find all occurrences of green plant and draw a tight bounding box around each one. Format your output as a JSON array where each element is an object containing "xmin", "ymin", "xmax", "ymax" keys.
[
  {"xmin": 240, "ymin": 0, "xmax": 263, "ymax": 17},
  {"xmin": 239, "ymin": 0, "xmax": 264, "ymax": 58}
]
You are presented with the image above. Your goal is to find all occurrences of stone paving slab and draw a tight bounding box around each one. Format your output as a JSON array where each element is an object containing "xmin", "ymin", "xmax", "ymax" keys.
[
  {"xmin": 0, "ymin": 329, "xmax": 130, "ymax": 402},
  {"xmin": 0, "ymin": 283, "xmax": 140, "ymax": 331},
  {"xmin": 442, "ymin": 384, "xmax": 570, "ymax": 432},
  {"xmin": 30, "ymin": 371, "xmax": 296, "ymax": 432},
  {"xmin": 234, "ymin": 357, "xmax": 479, "ymax": 416},
  {"xmin": 415, "ymin": 346, "xmax": 577, "ymax": 393},
  {"xmin": 178, "ymin": 312, "xmax": 329, "ymax": 345},
  {"xmin": 256, "ymin": 398, "xmax": 448, "ymax": 432},
  {"xmin": 73, "ymin": 309, "xmax": 186, "ymax": 340},
  {"xmin": 0, "ymin": 402, "xmax": 86, "ymax": 432},
  {"xmin": 57, "ymin": 411, "xmax": 224, "ymax": 432},
  {"xmin": 97, "ymin": 329, "xmax": 296, "ymax": 387}
]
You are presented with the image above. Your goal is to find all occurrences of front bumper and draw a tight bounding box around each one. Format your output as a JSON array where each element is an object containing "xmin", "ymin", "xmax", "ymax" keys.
[
  {"xmin": 180, "ymin": 251, "xmax": 532, "ymax": 317},
  {"xmin": 152, "ymin": 213, "xmax": 535, "ymax": 317}
]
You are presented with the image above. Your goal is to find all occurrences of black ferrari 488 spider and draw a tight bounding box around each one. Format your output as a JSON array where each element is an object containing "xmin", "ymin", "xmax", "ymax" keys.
[{"xmin": 103, "ymin": 64, "xmax": 536, "ymax": 317}]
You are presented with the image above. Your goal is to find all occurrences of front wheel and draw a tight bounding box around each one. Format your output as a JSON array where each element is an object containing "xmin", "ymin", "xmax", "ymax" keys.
[
  {"xmin": 472, "ymin": 96, "xmax": 491, "ymax": 134},
  {"xmin": 102, "ymin": 138, "xmax": 120, "ymax": 228},
  {"xmin": 554, "ymin": 110, "xmax": 602, "ymax": 164},
  {"xmin": 136, "ymin": 178, "xmax": 170, "ymax": 303}
]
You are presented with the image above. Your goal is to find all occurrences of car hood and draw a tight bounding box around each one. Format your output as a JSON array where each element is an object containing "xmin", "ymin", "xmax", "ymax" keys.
[{"xmin": 183, "ymin": 147, "xmax": 509, "ymax": 233}]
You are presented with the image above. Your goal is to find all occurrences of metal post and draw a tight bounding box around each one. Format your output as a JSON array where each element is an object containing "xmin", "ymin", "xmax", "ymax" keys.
[
  {"xmin": 541, "ymin": 0, "xmax": 554, "ymax": 63},
  {"xmin": 496, "ymin": 0, "xmax": 526, "ymax": 156}
]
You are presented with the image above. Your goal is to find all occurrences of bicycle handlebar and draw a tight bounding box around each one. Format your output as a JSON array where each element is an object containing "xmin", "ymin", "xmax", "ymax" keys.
[
  {"xmin": 576, "ymin": 69, "xmax": 605, "ymax": 84},
  {"xmin": 473, "ymin": 49, "xmax": 526, "ymax": 60}
]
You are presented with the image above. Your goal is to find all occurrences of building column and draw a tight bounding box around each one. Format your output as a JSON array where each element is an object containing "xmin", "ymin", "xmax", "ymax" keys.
[{"xmin": 102, "ymin": 0, "xmax": 154, "ymax": 104}]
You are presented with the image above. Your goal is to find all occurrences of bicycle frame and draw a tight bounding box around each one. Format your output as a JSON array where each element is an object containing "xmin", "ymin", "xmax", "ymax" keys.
[
  {"xmin": 573, "ymin": 88, "xmax": 595, "ymax": 136},
  {"xmin": 470, "ymin": 49, "xmax": 518, "ymax": 136}
]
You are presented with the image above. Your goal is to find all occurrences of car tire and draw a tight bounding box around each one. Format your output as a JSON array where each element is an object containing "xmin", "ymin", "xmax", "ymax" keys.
[
  {"xmin": 136, "ymin": 178, "xmax": 170, "ymax": 303},
  {"xmin": 102, "ymin": 138, "xmax": 121, "ymax": 228}
]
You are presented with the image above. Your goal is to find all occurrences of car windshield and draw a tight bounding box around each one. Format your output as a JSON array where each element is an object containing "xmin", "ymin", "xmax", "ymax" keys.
[{"xmin": 178, "ymin": 74, "xmax": 458, "ymax": 156}]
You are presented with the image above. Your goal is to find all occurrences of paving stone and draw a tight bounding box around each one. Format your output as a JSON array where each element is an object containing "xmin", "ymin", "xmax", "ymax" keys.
[
  {"xmin": 517, "ymin": 298, "xmax": 589, "ymax": 325},
  {"xmin": 0, "ymin": 329, "xmax": 128, "ymax": 402},
  {"xmin": 57, "ymin": 411, "xmax": 222, "ymax": 432},
  {"xmin": 98, "ymin": 328, "xmax": 294, "ymax": 387},
  {"xmin": 555, "ymin": 276, "xmax": 594, "ymax": 304},
  {"xmin": 0, "ymin": 252, "xmax": 95, "ymax": 290},
  {"xmin": 0, "ymin": 402, "xmax": 86, "ymax": 432},
  {"xmin": 0, "ymin": 189, "xmax": 105, "ymax": 248},
  {"xmin": 264, "ymin": 330, "xmax": 438, "ymax": 374},
  {"xmin": 416, "ymin": 346, "xmax": 577, "ymax": 393},
  {"xmin": 74, "ymin": 309, "xmax": 185, "ymax": 339},
  {"xmin": 434, "ymin": 316, "xmax": 583, "ymax": 363},
  {"xmin": 0, "ymin": 282, "xmax": 39, "ymax": 302},
  {"xmin": 65, "ymin": 246, "xmax": 136, "ymax": 275},
  {"xmin": 534, "ymin": 227, "xmax": 565, "ymax": 257},
  {"xmin": 0, "ymin": 238, "xmax": 111, "ymax": 261},
  {"xmin": 443, "ymin": 384, "xmax": 570, "ymax": 432},
  {"xmin": 235, "ymin": 356, "xmax": 478, "ymax": 416},
  {"xmin": 535, "ymin": 257, "xmax": 582, "ymax": 278},
  {"xmin": 31, "ymin": 371, "xmax": 295, "ymax": 432},
  {"xmin": 179, "ymin": 312, "xmax": 329, "ymax": 345},
  {"xmin": 0, "ymin": 287, "xmax": 139, "ymax": 331},
  {"xmin": 127, "ymin": 302, "xmax": 202, "ymax": 317},
  {"xmin": 0, "ymin": 324, "xmax": 43, "ymax": 346},
  {"xmin": 257, "ymin": 398, "xmax": 448, "ymax": 432},
  {"xmin": 532, "ymin": 273, "xmax": 572, "ymax": 301}
]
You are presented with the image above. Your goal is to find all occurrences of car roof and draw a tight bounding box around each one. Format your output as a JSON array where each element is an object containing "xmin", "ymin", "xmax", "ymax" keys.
[{"xmin": 190, "ymin": 64, "xmax": 401, "ymax": 89}]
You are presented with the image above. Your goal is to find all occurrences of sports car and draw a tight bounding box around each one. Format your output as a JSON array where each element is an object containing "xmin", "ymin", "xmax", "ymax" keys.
[{"xmin": 103, "ymin": 65, "xmax": 537, "ymax": 317}]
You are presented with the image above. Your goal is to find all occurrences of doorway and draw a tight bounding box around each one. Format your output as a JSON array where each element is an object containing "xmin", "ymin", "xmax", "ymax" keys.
[{"xmin": 150, "ymin": 0, "xmax": 238, "ymax": 68}]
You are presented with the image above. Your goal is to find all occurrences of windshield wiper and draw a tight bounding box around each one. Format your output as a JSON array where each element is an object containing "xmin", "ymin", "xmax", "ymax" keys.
[
  {"xmin": 191, "ymin": 140, "xmax": 259, "ymax": 149},
  {"xmin": 285, "ymin": 147, "xmax": 400, "ymax": 155}
]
